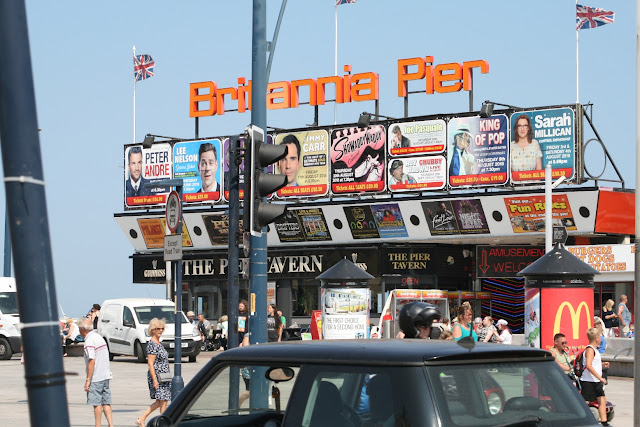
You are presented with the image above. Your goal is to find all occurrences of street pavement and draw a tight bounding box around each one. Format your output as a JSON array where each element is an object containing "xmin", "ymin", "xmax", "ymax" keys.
[{"xmin": 0, "ymin": 351, "xmax": 635, "ymax": 426}]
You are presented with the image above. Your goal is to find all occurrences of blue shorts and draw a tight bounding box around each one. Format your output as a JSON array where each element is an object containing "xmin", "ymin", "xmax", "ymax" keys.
[{"xmin": 87, "ymin": 379, "xmax": 111, "ymax": 406}]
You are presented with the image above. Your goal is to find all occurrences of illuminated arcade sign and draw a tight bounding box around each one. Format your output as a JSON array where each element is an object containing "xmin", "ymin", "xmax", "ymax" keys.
[{"xmin": 189, "ymin": 56, "xmax": 489, "ymax": 117}]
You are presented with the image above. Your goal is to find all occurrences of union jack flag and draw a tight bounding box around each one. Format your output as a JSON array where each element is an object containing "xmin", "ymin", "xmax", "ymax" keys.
[
  {"xmin": 576, "ymin": 4, "xmax": 615, "ymax": 31},
  {"xmin": 134, "ymin": 54, "xmax": 155, "ymax": 82},
  {"xmin": 336, "ymin": 0, "xmax": 356, "ymax": 5}
]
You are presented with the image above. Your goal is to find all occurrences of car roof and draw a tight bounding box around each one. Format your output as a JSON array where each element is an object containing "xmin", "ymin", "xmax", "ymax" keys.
[
  {"xmin": 213, "ymin": 339, "xmax": 554, "ymax": 367},
  {"xmin": 102, "ymin": 298, "xmax": 174, "ymax": 307}
]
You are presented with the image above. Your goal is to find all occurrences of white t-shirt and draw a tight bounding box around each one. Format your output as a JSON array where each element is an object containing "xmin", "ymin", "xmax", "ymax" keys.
[
  {"xmin": 499, "ymin": 329, "xmax": 512, "ymax": 345},
  {"xmin": 83, "ymin": 331, "xmax": 111, "ymax": 382},
  {"xmin": 68, "ymin": 323, "xmax": 80, "ymax": 341},
  {"xmin": 580, "ymin": 345, "xmax": 602, "ymax": 383}
]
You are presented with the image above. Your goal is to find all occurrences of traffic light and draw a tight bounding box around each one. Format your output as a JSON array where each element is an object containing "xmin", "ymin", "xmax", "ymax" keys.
[{"xmin": 243, "ymin": 125, "xmax": 288, "ymax": 236}]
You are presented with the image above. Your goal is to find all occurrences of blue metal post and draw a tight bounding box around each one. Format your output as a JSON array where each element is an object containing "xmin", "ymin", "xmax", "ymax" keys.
[
  {"xmin": 249, "ymin": 0, "xmax": 269, "ymax": 410},
  {"xmin": 171, "ymin": 184, "xmax": 185, "ymax": 399},
  {"xmin": 0, "ymin": 2, "xmax": 70, "ymax": 425},
  {"xmin": 227, "ymin": 135, "xmax": 240, "ymax": 410}
]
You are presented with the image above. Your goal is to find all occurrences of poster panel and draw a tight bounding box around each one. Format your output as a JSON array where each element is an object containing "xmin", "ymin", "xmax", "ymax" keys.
[
  {"xmin": 273, "ymin": 208, "xmax": 332, "ymax": 242},
  {"xmin": 524, "ymin": 288, "xmax": 541, "ymax": 348},
  {"xmin": 330, "ymin": 125, "xmax": 386, "ymax": 194},
  {"xmin": 540, "ymin": 287, "xmax": 593, "ymax": 353},
  {"xmin": 422, "ymin": 200, "xmax": 460, "ymax": 235},
  {"xmin": 370, "ymin": 204, "xmax": 408, "ymax": 239},
  {"xmin": 275, "ymin": 130, "xmax": 329, "ymax": 198},
  {"xmin": 202, "ymin": 213, "xmax": 232, "ymax": 246},
  {"xmin": 450, "ymin": 199, "xmax": 489, "ymax": 234},
  {"xmin": 173, "ymin": 139, "xmax": 223, "ymax": 203},
  {"xmin": 343, "ymin": 205, "xmax": 381, "ymax": 239},
  {"xmin": 222, "ymin": 136, "xmax": 245, "ymax": 201},
  {"xmin": 510, "ymin": 108, "xmax": 575, "ymax": 183},
  {"xmin": 322, "ymin": 288, "xmax": 370, "ymax": 339},
  {"xmin": 388, "ymin": 155, "xmax": 446, "ymax": 192},
  {"xmin": 387, "ymin": 119, "xmax": 446, "ymax": 156},
  {"xmin": 137, "ymin": 218, "xmax": 193, "ymax": 249},
  {"xmin": 504, "ymin": 194, "xmax": 577, "ymax": 233},
  {"xmin": 448, "ymin": 115, "xmax": 508, "ymax": 187},
  {"xmin": 124, "ymin": 144, "xmax": 172, "ymax": 208}
]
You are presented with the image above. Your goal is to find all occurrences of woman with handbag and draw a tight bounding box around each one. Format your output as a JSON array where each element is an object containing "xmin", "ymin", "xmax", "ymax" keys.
[
  {"xmin": 136, "ymin": 318, "xmax": 171, "ymax": 427},
  {"xmin": 601, "ymin": 299, "xmax": 617, "ymax": 337}
]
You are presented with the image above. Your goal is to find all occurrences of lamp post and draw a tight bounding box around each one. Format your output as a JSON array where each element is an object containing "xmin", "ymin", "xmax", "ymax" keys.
[{"xmin": 144, "ymin": 178, "xmax": 185, "ymax": 399}]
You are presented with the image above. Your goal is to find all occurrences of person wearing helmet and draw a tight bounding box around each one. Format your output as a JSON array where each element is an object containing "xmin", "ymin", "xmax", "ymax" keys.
[{"xmin": 398, "ymin": 302, "xmax": 442, "ymax": 339}]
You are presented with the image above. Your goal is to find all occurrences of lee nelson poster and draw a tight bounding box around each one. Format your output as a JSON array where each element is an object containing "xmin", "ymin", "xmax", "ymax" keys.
[
  {"xmin": 387, "ymin": 119, "xmax": 446, "ymax": 156},
  {"xmin": 275, "ymin": 130, "xmax": 329, "ymax": 198},
  {"xmin": 124, "ymin": 143, "xmax": 172, "ymax": 209},
  {"xmin": 448, "ymin": 115, "xmax": 508, "ymax": 188},
  {"xmin": 173, "ymin": 139, "xmax": 223, "ymax": 203},
  {"xmin": 510, "ymin": 107, "xmax": 575, "ymax": 183},
  {"xmin": 331, "ymin": 125, "xmax": 386, "ymax": 194},
  {"xmin": 504, "ymin": 194, "xmax": 577, "ymax": 233}
]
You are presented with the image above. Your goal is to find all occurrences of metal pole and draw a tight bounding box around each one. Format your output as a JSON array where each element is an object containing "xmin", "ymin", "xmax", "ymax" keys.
[
  {"xmin": 227, "ymin": 136, "xmax": 240, "ymax": 410},
  {"xmin": 468, "ymin": 69, "xmax": 473, "ymax": 112},
  {"xmin": 250, "ymin": 0, "xmax": 269, "ymax": 410},
  {"xmin": 4, "ymin": 206, "xmax": 11, "ymax": 277},
  {"xmin": 266, "ymin": 0, "xmax": 288, "ymax": 82},
  {"xmin": 545, "ymin": 163, "xmax": 552, "ymax": 252},
  {"xmin": 171, "ymin": 184, "xmax": 185, "ymax": 399},
  {"xmin": 0, "ymin": 2, "xmax": 70, "ymax": 425},
  {"xmin": 634, "ymin": 1, "xmax": 640, "ymax": 424}
]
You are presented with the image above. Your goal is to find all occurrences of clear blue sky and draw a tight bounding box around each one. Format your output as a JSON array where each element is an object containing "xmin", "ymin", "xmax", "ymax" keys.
[{"xmin": 3, "ymin": 1, "xmax": 633, "ymax": 317}]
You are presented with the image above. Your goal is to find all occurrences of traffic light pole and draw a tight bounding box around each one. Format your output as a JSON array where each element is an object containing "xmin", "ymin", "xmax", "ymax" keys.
[{"xmin": 249, "ymin": 0, "xmax": 269, "ymax": 410}]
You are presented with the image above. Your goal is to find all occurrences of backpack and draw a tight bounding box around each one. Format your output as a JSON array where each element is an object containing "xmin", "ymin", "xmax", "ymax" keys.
[{"xmin": 573, "ymin": 349, "xmax": 586, "ymax": 377}]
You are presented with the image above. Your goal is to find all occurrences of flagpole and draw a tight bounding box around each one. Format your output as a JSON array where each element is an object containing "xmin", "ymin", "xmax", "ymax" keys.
[
  {"xmin": 334, "ymin": 2, "xmax": 338, "ymax": 125},
  {"xmin": 133, "ymin": 45, "xmax": 136, "ymax": 144},
  {"xmin": 576, "ymin": 1, "xmax": 579, "ymax": 104}
]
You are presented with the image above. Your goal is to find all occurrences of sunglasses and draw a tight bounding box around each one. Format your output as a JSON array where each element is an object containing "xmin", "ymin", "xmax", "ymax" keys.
[{"xmin": 156, "ymin": 328, "xmax": 165, "ymax": 331}]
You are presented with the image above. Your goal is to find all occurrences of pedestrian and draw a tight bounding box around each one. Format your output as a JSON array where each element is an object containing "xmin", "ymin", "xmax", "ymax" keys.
[
  {"xmin": 617, "ymin": 294, "xmax": 632, "ymax": 337},
  {"xmin": 277, "ymin": 309, "xmax": 286, "ymax": 328},
  {"xmin": 601, "ymin": 299, "xmax": 617, "ymax": 337},
  {"xmin": 495, "ymin": 319, "xmax": 512, "ymax": 344},
  {"xmin": 594, "ymin": 317, "xmax": 608, "ymax": 382},
  {"xmin": 78, "ymin": 317, "xmax": 114, "ymax": 427},
  {"xmin": 580, "ymin": 327, "xmax": 610, "ymax": 426},
  {"xmin": 452, "ymin": 306, "xmax": 477, "ymax": 341},
  {"xmin": 238, "ymin": 300, "xmax": 249, "ymax": 346},
  {"xmin": 477, "ymin": 316, "xmax": 498, "ymax": 343},
  {"xmin": 92, "ymin": 304, "xmax": 101, "ymax": 329},
  {"xmin": 238, "ymin": 333, "xmax": 252, "ymax": 408},
  {"xmin": 397, "ymin": 302, "xmax": 441, "ymax": 339},
  {"xmin": 186, "ymin": 311, "xmax": 196, "ymax": 326},
  {"xmin": 549, "ymin": 333, "xmax": 576, "ymax": 380},
  {"xmin": 267, "ymin": 304, "xmax": 283, "ymax": 342},
  {"xmin": 62, "ymin": 318, "xmax": 80, "ymax": 356},
  {"xmin": 217, "ymin": 315, "xmax": 228, "ymax": 350},
  {"xmin": 136, "ymin": 318, "xmax": 171, "ymax": 426},
  {"xmin": 441, "ymin": 317, "xmax": 451, "ymax": 331},
  {"xmin": 439, "ymin": 330, "xmax": 453, "ymax": 340},
  {"xmin": 196, "ymin": 313, "xmax": 211, "ymax": 342},
  {"xmin": 473, "ymin": 317, "xmax": 483, "ymax": 335}
]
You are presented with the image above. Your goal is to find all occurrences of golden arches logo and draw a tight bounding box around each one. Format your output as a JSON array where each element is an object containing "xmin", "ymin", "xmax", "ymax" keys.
[{"xmin": 553, "ymin": 301, "xmax": 592, "ymax": 339}]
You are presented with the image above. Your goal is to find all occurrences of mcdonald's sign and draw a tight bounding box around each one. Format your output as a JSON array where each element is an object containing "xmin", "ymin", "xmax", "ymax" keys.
[{"xmin": 540, "ymin": 288, "xmax": 593, "ymax": 351}]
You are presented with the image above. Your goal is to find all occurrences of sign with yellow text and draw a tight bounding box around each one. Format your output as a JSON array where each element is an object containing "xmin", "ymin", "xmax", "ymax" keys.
[{"xmin": 504, "ymin": 194, "xmax": 576, "ymax": 233}]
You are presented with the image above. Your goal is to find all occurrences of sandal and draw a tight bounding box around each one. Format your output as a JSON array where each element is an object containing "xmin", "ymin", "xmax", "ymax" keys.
[{"xmin": 135, "ymin": 419, "xmax": 144, "ymax": 427}]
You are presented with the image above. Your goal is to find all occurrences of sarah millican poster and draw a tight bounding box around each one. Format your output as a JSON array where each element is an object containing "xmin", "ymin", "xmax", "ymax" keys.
[{"xmin": 331, "ymin": 125, "xmax": 386, "ymax": 194}]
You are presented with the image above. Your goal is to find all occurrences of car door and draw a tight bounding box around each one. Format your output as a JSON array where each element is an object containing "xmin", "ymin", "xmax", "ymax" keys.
[
  {"xmin": 101, "ymin": 304, "xmax": 124, "ymax": 354},
  {"xmin": 119, "ymin": 305, "xmax": 138, "ymax": 356}
]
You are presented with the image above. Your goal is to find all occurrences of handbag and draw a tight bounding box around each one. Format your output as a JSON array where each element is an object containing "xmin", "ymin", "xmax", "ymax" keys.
[
  {"xmin": 157, "ymin": 371, "xmax": 172, "ymax": 383},
  {"xmin": 611, "ymin": 317, "xmax": 619, "ymax": 328}
]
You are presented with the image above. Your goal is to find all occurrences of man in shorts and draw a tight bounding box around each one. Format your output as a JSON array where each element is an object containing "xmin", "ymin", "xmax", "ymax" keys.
[{"xmin": 79, "ymin": 317, "xmax": 114, "ymax": 427}]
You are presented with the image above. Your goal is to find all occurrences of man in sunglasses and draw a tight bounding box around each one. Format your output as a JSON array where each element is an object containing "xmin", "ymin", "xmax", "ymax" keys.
[{"xmin": 551, "ymin": 333, "xmax": 576, "ymax": 380}]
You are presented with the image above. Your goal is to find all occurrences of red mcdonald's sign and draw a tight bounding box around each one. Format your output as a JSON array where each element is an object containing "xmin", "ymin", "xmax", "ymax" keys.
[{"xmin": 540, "ymin": 288, "xmax": 593, "ymax": 353}]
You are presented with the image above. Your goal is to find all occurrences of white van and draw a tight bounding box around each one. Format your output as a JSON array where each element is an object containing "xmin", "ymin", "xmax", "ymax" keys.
[
  {"xmin": 98, "ymin": 298, "xmax": 201, "ymax": 363},
  {"xmin": 0, "ymin": 277, "xmax": 21, "ymax": 360}
]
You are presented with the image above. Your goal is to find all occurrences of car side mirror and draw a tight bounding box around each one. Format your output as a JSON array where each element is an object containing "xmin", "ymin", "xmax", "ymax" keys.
[
  {"xmin": 123, "ymin": 320, "xmax": 134, "ymax": 328},
  {"xmin": 265, "ymin": 367, "xmax": 295, "ymax": 383},
  {"xmin": 147, "ymin": 415, "xmax": 173, "ymax": 427}
]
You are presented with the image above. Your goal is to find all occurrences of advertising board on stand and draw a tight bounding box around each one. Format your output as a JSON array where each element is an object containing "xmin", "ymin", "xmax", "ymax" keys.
[{"xmin": 321, "ymin": 287, "xmax": 370, "ymax": 339}]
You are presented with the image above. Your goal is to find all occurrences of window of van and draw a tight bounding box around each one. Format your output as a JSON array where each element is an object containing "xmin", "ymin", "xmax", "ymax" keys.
[
  {"xmin": 0, "ymin": 292, "xmax": 18, "ymax": 315},
  {"xmin": 134, "ymin": 306, "xmax": 188, "ymax": 324},
  {"xmin": 123, "ymin": 306, "xmax": 135, "ymax": 326}
]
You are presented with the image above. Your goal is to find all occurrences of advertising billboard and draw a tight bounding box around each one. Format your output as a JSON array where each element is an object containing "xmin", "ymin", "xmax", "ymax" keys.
[
  {"xmin": 387, "ymin": 119, "xmax": 446, "ymax": 156},
  {"xmin": 510, "ymin": 108, "xmax": 575, "ymax": 183},
  {"xmin": 173, "ymin": 139, "xmax": 223, "ymax": 203},
  {"xmin": 275, "ymin": 130, "xmax": 329, "ymax": 198},
  {"xmin": 330, "ymin": 125, "xmax": 386, "ymax": 194},
  {"xmin": 447, "ymin": 115, "xmax": 509, "ymax": 187},
  {"xmin": 124, "ymin": 144, "xmax": 172, "ymax": 208},
  {"xmin": 504, "ymin": 194, "xmax": 577, "ymax": 233}
]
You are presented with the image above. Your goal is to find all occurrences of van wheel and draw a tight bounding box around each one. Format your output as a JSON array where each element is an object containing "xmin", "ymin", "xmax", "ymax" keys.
[
  {"xmin": 135, "ymin": 341, "xmax": 146, "ymax": 363},
  {"xmin": 0, "ymin": 337, "xmax": 12, "ymax": 360},
  {"xmin": 188, "ymin": 355, "xmax": 197, "ymax": 363}
]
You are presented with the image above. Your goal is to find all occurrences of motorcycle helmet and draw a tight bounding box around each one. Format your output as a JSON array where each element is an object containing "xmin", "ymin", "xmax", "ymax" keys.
[{"xmin": 399, "ymin": 302, "xmax": 441, "ymax": 339}]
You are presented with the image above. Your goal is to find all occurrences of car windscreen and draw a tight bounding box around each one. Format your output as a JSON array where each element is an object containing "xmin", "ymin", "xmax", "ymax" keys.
[
  {"xmin": 134, "ymin": 306, "xmax": 187, "ymax": 325},
  {"xmin": 0, "ymin": 292, "xmax": 18, "ymax": 315},
  {"xmin": 424, "ymin": 361, "xmax": 594, "ymax": 426}
]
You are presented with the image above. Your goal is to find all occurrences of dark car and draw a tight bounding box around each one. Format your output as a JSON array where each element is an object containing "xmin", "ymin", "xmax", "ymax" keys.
[{"xmin": 148, "ymin": 339, "xmax": 599, "ymax": 427}]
